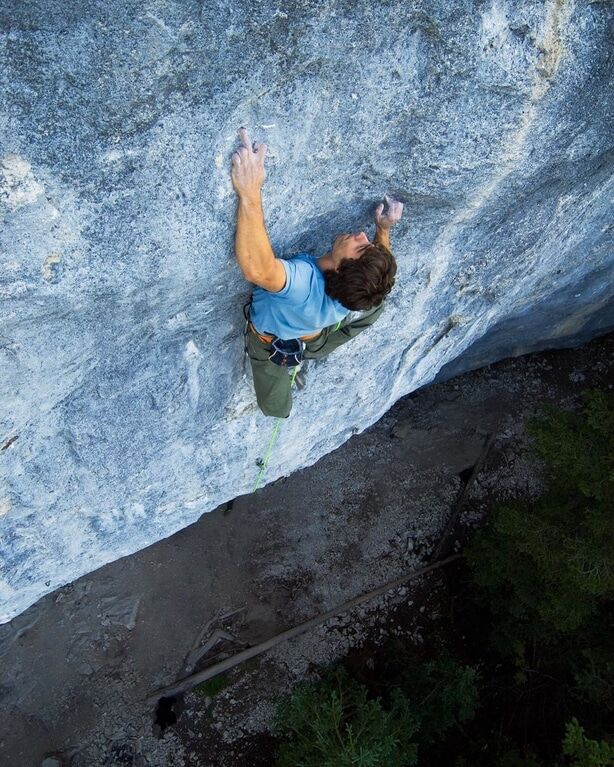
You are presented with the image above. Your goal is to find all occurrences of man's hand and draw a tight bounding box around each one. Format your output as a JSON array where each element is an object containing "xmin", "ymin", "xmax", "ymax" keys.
[
  {"xmin": 231, "ymin": 127, "xmax": 267, "ymax": 202},
  {"xmin": 375, "ymin": 194, "xmax": 404, "ymax": 230}
]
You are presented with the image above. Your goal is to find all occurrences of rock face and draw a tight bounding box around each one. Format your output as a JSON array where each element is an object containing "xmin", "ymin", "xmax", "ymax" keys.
[{"xmin": 0, "ymin": 0, "xmax": 612, "ymax": 623}]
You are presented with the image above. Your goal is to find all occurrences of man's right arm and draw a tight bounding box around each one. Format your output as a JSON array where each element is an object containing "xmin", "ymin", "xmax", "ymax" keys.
[
  {"xmin": 235, "ymin": 192, "xmax": 286, "ymax": 291},
  {"xmin": 231, "ymin": 127, "xmax": 286, "ymax": 292}
]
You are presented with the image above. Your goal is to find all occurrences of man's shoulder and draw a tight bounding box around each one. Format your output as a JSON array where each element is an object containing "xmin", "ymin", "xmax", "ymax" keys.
[
  {"xmin": 284, "ymin": 251, "xmax": 317, "ymax": 264},
  {"xmin": 282, "ymin": 253, "xmax": 321, "ymax": 283},
  {"xmin": 256, "ymin": 253, "xmax": 318, "ymax": 299}
]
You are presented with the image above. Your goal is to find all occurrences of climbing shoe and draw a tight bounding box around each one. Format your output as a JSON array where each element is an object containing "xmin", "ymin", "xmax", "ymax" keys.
[{"xmin": 294, "ymin": 364, "xmax": 308, "ymax": 390}]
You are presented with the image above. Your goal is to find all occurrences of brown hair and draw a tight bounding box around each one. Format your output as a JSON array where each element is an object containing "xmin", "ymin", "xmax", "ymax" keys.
[{"xmin": 323, "ymin": 242, "xmax": 397, "ymax": 310}]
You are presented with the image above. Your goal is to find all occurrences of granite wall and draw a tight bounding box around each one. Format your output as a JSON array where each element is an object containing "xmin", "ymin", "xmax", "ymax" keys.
[{"xmin": 1, "ymin": 0, "xmax": 612, "ymax": 621}]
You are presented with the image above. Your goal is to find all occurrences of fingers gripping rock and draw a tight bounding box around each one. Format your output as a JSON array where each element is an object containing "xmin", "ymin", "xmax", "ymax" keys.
[{"xmin": 230, "ymin": 127, "xmax": 267, "ymax": 198}]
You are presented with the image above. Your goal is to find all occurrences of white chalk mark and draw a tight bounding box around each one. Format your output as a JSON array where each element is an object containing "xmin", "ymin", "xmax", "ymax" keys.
[
  {"xmin": 144, "ymin": 12, "xmax": 175, "ymax": 38},
  {"xmin": 0, "ymin": 155, "xmax": 44, "ymax": 210},
  {"xmin": 185, "ymin": 340, "xmax": 201, "ymax": 410}
]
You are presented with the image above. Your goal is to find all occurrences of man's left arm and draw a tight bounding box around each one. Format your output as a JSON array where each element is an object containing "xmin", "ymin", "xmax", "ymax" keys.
[
  {"xmin": 231, "ymin": 128, "xmax": 286, "ymax": 292},
  {"xmin": 374, "ymin": 194, "xmax": 403, "ymax": 250}
]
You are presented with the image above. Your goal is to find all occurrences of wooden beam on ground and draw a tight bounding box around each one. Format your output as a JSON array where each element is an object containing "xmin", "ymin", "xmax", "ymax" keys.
[
  {"xmin": 430, "ymin": 432, "xmax": 495, "ymax": 563},
  {"xmin": 146, "ymin": 553, "xmax": 461, "ymax": 704}
]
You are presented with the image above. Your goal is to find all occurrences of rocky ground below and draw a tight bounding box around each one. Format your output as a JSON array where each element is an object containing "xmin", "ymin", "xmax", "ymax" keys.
[{"xmin": 1, "ymin": 334, "xmax": 612, "ymax": 767}]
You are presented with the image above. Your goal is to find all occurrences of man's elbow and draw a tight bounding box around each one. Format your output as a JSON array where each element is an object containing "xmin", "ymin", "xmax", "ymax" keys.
[
  {"xmin": 241, "ymin": 266, "xmax": 261, "ymax": 285},
  {"xmin": 241, "ymin": 262, "xmax": 272, "ymax": 285},
  {"xmin": 235, "ymin": 249, "xmax": 277, "ymax": 284},
  {"xmin": 234, "ymin": 254, "xmax": 258, "ymax": 284},
  {"xmin": 243, "ymin": 269, "xmax": 267, "ymax": 285}
]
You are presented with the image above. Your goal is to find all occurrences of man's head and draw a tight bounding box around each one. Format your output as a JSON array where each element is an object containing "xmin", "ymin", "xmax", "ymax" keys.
[{"xmin": 322, "ymin": 232, "xmax": 397, "ymax": 310}]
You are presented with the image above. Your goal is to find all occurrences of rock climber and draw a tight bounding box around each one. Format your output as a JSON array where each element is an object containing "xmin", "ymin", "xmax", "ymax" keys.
[{"xmin": 231, "ymin": 127, "xmax": 403, "ymax": 418}]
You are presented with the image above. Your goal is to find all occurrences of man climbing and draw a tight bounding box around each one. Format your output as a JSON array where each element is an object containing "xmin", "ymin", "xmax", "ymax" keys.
[{"xmin": 231, "ymin": 127, "xmax": 403, "ymax": 418}]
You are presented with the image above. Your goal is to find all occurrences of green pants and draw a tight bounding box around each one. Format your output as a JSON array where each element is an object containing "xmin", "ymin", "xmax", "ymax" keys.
[{"xmin": 244, "ymin": 303, "xmax": 385, "ymax": 418}]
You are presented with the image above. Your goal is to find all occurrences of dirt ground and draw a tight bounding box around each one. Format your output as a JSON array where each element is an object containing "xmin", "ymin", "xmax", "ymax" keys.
[{"xmin": 1, "ymin": 334, "xmax": 612, "ymax": 767}]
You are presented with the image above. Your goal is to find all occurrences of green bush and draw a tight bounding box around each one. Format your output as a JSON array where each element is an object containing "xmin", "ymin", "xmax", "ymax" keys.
[
  {"xmin": 456, "ymin": 720, "xmax": 614, "ymax": 767},
  {"xmin": 272, "ymin": 656, "xmax": 478, "ymax": 766},
  {"xmin": 562, "ymin": 718, "xmax": 614, "ymax": 767},
  {"xmin": 466, "ymin": 391, "xmax": 614, "ymax": 654},
  {"xmin": 573, "ymin": 639, "xmax": 614, "ymax": 710},
  {"xmin": 529, "ymin": 391, "xmax": 613, "ymax": 505},
  {"xmin": 396, "ymin": 653, "xmax": 478, "ymax": 744},
  {"xmin": 272, "ymin": 665, "xmax": 419, "ymax": 767}
]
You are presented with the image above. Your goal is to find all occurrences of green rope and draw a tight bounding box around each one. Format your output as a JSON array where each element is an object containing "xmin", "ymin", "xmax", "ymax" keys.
[
  {"xmin": 253, "ymin": 366, "xmax": 300, "ymax": 491},
  {"xmin": 253, "ymin": 317, "xmax": 343, "ymax": 492}
]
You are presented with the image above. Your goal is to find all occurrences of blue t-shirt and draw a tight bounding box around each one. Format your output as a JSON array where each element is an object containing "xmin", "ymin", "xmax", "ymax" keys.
[{"xmin": 250, "ymin": 253, "xmax": 349, "ymax": 340}]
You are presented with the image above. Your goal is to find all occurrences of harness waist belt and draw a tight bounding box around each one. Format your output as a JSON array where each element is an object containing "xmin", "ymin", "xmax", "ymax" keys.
[{"xmin": 248, "ymin": 321, "xmax": 322, "ymax": 344}]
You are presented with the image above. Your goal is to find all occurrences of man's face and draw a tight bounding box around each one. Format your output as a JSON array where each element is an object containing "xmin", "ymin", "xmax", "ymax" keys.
[{"xmin": 330, "ymin": 231, "xmax": 369, "ymax": 269}]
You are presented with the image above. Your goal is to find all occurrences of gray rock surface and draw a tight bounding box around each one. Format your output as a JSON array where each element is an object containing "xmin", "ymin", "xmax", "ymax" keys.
[{"xmin": 1, "ymin": 0, "xmax": 613, "ymax": 622}]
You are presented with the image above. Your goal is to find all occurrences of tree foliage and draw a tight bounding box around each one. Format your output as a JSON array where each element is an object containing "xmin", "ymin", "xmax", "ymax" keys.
[
  {"xmin": 466, "ymin": 391, "xmax": 614, "ymax": 653},
  {"xmin": 562, "ymin": 719, "xmax": 614, "ymax": 767},
  {"xmin": 271, "ymin": 665, "xmax": 419, "ymax": 767},
  {"xmin": 272, "ymin": 657, "xmax": 477, "ymax": 766}
]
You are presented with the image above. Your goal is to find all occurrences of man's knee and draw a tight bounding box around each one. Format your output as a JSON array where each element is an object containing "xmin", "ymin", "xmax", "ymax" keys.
[
  {"xmin": 255, "ymin": 388, "xmax": 292, "ymax": 419},
  {"xmin": 258, "ymin": 401, "xmax": 292, "ymax": 419}
]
